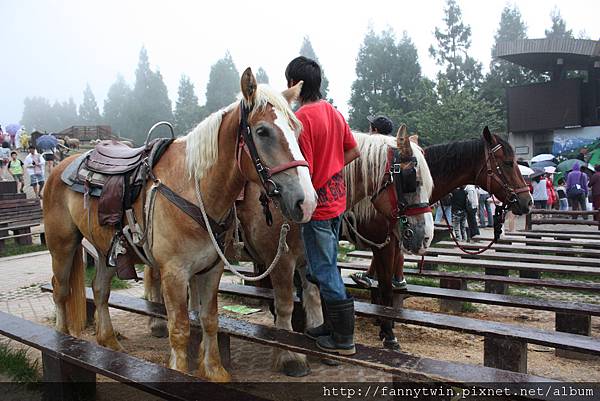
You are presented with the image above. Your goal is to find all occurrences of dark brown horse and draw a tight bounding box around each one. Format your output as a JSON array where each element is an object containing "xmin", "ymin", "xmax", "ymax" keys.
[{"xmin": 351, "ymin": 127, "xmax": 532, "ymax": 348}]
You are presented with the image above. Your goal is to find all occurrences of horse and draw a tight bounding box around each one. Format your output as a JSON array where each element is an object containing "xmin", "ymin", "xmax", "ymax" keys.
[
  {"xmin": 157, "ymin": 125, "xmax": 433, "ymax": 377},
  {"xmin": 63, "ymin": 135, "xmax": 80, "ymax": 149},
  {"xmin": 349, "ymin": 127, "xmax": 533, "ymax": 349},
  {"xmin": 42, "ymin": 68, "xmax": 317, "ymax": 382}
]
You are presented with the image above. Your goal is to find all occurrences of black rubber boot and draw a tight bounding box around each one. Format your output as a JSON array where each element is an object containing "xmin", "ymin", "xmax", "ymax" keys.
[{"xmin": 316, "ymin": 298, "xmax": 356, "ymax": 355}]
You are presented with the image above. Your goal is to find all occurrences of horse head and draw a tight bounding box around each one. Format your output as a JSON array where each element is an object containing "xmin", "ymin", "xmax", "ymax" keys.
[
  {"xmin": 371, "ymin": 124, "xmax": 434, "ymax": 255},
  {"xmin": 237, "ymin": 68, "xmax": 317, "ymax": 223},
  {"xmin": 478, "ymin": 127, "xmax": 532, "ymax": 216}
]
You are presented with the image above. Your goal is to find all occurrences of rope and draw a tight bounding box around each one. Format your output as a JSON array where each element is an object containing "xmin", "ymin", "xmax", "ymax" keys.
[
  {"xmin": 232, "ymin": 204, "xmax": 245, "ymax": 261},
  {"xmin": 194, "ymin": 179, "xmax": 290, "ymax": 282},
  {"xmin": 440, "ymin": 203, "xmax": 497, "ymax": 255},
  {"xmin": 342, "ymin": 211, "xmax": 391, "ymax": 249}
]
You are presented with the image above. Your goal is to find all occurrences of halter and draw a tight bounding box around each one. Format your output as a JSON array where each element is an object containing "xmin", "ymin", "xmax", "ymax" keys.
[
  {"xmin": 476, "ymin": 140, "xmax": 530, "ymax": 209},
  {"xmin": 236, "ymin": 103, "xmax": 308, "ymax": 199},
  {"xmin": 372, "ymin": 146, "xmax": 432, "ymax": 240}
]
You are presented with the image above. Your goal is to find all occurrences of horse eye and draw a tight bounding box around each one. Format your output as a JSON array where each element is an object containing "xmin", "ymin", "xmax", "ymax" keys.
[
  {"xmin": 255, "ymin": 127, "xmax": 269, "ymax": 137},
  {"xmin": 504, "ymin": 161, "xmax": 514, "ymax": 167}
]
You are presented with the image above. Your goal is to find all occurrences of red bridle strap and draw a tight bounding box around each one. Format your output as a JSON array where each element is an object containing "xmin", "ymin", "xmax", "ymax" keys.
[
  {"xmin": 404, "ymin": 205, "xmax": 432, "ymax": 216},
  {"xmin": 269, "ymin": 160, "xmax": 309, "ymax": 175}
]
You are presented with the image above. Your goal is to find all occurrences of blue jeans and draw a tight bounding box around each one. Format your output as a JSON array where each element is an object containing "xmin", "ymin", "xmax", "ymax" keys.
[
  {"xmin": 478, "ymin": 197, "xmax": 493, "ymax": 227},
  {"xmin": 435, "ymin": 205, "xmax": 452, "ymax": 224},
  {"xmin": 301, "ymin": 216, "xmax": 347, "ymax": 302}
]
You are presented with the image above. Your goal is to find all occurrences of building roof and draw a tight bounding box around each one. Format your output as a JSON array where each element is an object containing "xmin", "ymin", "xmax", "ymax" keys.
[{"xmin": 493, "ymin": 38, "xmax": 600, "ymax": 71}]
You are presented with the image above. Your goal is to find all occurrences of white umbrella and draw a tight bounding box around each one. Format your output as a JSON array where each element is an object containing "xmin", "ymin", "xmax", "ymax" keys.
[
  {"xmin": 518, "ymin": 164, "xmax": 534, "ymax": 176},
  {"xmin": 530, "ymin": 154, "xmax": 554, "ymax": 163},
  {"xmin": 544, "ymin": 166, "xmax": 556, "ymax": 174}
]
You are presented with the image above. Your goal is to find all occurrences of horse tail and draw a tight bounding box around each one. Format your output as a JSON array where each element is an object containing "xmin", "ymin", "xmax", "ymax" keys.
[{"xmin": 66, "ymin": 244, "xmax": 86, "ymax": 336}]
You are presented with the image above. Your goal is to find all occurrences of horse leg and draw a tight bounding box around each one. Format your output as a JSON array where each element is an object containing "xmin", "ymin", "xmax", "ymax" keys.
[
  {"xmin": 296, "ymin": 263, "xmax": 323, "ymax": 330},
  {"xmin": 373, "ymin": 243, "xmax": 400, "ymax": 350},
  {"xmin": 50, "ymin": 242, "xmax": 84, "ymax": 335},
  {"xmin": 195, "ymin": 265, "xmax": 230, "ymax": 382},
  {"xmin": 144, "ymin": 265, "xmax": 168, "ymax": 338},
  {"xmin": 271, "ymin": 257, "xmax": 310, "ymax": 377},
  {"xmin": 92, "ymin": 255, "xmax": 123, "ymax": 351},
  {"xmin": 161, "ymin": 264, "xmax": 191, "ymax": 373}
]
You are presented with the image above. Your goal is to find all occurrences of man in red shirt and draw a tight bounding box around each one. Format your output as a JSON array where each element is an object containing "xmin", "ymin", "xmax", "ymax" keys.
[{"xmin": 285, "ymin": 56, "xmax": 360, "ymax": 355}]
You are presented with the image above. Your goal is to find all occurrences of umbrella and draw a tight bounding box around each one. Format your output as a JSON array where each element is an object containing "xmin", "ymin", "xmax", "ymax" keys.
[
  {"xmin": 530, "ymin": 154, "xmax": 555, "ymax": 163},
  {"xmin": 5, "ymin": 123, "xmax": 21, "ymax": 135},
  {"xmin": 530, "ymin": 160, "xmax": 556, "ymax": 169},
  {"xmin": 557, "ymin": 159, "xmax": 583, "ymax": 172},
  {"xmin": 36, "ymin": 134, "xmax": 58, "ymax": 150},
  {"xmin": 530, "ymin": 168, "xmax": 545, "ymax": 179},
  {"xmin": 518, "ymin": 164, "xmax": 534, "ymax": 176},
  {"xmin": 589, "ymin": 149, "xmax": 600, "ymax": 167},
  {"xmin": 544, "ymin": 166, "xmax": 556, "ymax": 174}
]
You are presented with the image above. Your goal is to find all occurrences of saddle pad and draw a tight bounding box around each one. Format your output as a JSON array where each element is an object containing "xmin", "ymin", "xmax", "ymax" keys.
[{"xmin": 86, "ymin": 152, "xmax": 144, "ymax": 174}]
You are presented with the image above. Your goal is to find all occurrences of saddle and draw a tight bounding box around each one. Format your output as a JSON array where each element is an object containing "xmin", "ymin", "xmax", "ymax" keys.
[{"xmin": 62, "ymin": 138, "xmax": 173, "ymax": 279}]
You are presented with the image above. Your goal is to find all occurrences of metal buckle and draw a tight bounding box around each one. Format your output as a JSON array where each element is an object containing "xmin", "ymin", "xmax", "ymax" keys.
[
  {"xmin": 392, "ymin": 163, "xmax": 402, "ymax": 174},
  {"xmin": 256, "ymin": 162, "xmax": 264, "ymax": 172}
]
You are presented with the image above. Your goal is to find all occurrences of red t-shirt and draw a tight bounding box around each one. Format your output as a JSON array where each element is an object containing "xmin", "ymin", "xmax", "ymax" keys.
[{"xmin": 296, "ymin": 100, "xmax": 358, "ymax": 220}]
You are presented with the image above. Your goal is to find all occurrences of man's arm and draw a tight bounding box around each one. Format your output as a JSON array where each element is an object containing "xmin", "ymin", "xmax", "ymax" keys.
[{"xmin": 344, "ymin": 146, "xmax": 360, "ymax": 166}]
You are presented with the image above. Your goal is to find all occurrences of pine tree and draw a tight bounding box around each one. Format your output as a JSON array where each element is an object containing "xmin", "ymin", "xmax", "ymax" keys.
[
  {"xmin": 348, "ymin": 29, "xmax": 422, "ymax": 131},
  {"xmin": 429, "ymin": 0, "xmax": 482, "ymax": 91},
  {"xmin": 174, "ymin": 75, "xmax": 202, "ymax": 135},
  {"xmin": 204, "ymin": 52, "xmax": 240, "ymax": 114},
  {"xmin": 129, "ymin": 47, "xmax": 173, "ymax": 144},
  {"xmin": 299, "ymin": 37, "xmax": 330, "ymax": 100},
  {"xmin": 79, "ymin": 84, "xmax": 102, "ymax": 125},
  {"xmin": 256, "ymin": 67, "xmax": 269, "ymax": 84},
  {"xmin": 103, "ymin": 75, "xmax": 133, "ymax": 136},
  {"xmin": 545, "ymin": 7, "xmax": 573, "ymax": 39},
  {"xmin": 21, "ymin": 97, "xmax": 54, "ymax": 132}
]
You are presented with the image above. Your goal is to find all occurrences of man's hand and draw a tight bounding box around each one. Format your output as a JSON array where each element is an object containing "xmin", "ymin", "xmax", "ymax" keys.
[{"xmin": 344, "ymin": 146, "xmax": 360, "ymax": 166}]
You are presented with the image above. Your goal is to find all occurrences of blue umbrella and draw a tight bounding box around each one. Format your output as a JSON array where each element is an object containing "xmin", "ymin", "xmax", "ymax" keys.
[
  {"xmin": 36, "ymin": 134, "xmax": 58, "ymax": 150},
  {"xmin": 5, "ymin": 123, "xmax": 21, "ymax": 135},
  {"xmin": 530, "ymin": 160, "xmax": 556, "ymax": 169}
]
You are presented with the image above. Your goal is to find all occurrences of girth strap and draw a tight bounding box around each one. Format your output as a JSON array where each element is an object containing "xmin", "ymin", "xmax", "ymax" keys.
[{"xmin": 152, "ymin": 181, "xmax": 233, "ymax": 249}]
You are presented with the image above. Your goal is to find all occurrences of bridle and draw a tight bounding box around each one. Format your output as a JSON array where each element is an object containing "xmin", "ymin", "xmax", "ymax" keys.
[
  {"xmin": 236, "ymin": 103, "xmax": 308, "ymax": 203},
  {"xmin": 371, "ymin": 146, "xmax": 432, "ymax": 240}
]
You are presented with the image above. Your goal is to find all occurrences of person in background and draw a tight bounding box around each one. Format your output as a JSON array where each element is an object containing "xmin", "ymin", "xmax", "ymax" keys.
[
  {"xmin": 0, "ymin": 141, "xmax": 10, "ymax": 178},
  {"xmin": 367, "ymin": 115, "xmax": 393, "ymax": 136},
  {"xmin": 24, "ymin": 145, "xmax": 45, "ymax": 198},
  {"xmin": 7, "ymin": 151, "xmax": 25, "ymax": 193},
  {"xmin": 545, "ymin": 173, "xmax": 557, "ymax": 210},
  {"xmin": 434, "ymin": 194, "xmax": 452, "ymax": 224},
  {"xmin": 477, "ymin": 187, "xmax": 493, "ymax": 227},
  {"xmin": 556, "ymin": 178, "xmax": 569, "ymax": 211},
  {"xmin": 465, "ymin": 184, "xmax": 480, "ymax": 240},
  {"xmin": 451, "ymin": 186, "xmax": 469, "ymax": 242},
  {"xmin": 589, "ymin": 165, "xmax": 600, "ymax": 221},
  {"xmin": 286, "ymin": 56, "xmax": 360, "ymax": 355},
  {"xmin": 566, "ymin": 162, "xmax": 589, "ymax": 218},
  {"xmin": 531, "ymin": 174, "xmax": 548, "ymax": 210},
  {"xmin": 576, "ymin": 148, "xmax": 588, "ymax": 163}
]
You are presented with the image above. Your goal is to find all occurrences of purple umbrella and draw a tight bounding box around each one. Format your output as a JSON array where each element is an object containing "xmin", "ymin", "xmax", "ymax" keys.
[{"xmin": 5, "ymin": 124, "xmax": 21, "ymax": 135}]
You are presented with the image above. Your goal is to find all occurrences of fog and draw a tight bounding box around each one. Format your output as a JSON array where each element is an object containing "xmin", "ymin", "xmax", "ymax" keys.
[{"xmin": 1, "ymin": 0, "xmax": 599, "ymax": 125}]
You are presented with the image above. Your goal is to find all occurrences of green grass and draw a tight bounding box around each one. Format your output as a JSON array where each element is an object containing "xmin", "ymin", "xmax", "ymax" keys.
[
  {"xmin": 0, "ymin": 342, "xmax": 40, "ymax": 383},
  {"xmin": 337, "ymin": 242, "xmax": 356, "ymax": 262},
  {"xmin": 507, "ymin": 288, "xmax": 542, "ymax": 299},
  {"xmin": 461, "ymin": 302, "xmax": 478, "ymax": 313},
  {"xmin": 0, "ymin": 239, "xmax": 47, "ymax": 258},
  {"xmin": 406, "ymin": 276, "xmax": 439, "ymax": 288},
  {"xmin": 84, "ymin": 266, "xmax": 130, "ymax": 290}
]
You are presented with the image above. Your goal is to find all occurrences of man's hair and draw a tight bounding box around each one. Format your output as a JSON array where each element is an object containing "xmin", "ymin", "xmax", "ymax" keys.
[
  {"xmin": 285, "ymin": 56, "xmax": 322, "ymax": 102},
  {"xmin": 10, "ymin": 151, "xmax": 17, "ymax": 156},
  {"xmin": 28, "ymin": 145, "xmax": 35, "ymax": 150}
]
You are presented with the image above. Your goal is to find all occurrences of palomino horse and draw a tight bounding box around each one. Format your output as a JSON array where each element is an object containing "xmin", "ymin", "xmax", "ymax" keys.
[
  {"xmin": 43, "ymin": 69, "xmax": 316, "ymax": 382},
  {"xmin": 175, "ymin": 126, "xmax": 433, "ymax": 377},
  {"xmin": 350, "ymin": 127, "xmax": 533, "ymax": 348}
]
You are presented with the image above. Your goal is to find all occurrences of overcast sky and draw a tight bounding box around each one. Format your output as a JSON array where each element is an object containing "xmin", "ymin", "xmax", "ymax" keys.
[{"xmin": 1, "ymin": 0, "xmax": 599, "ymax": 127}]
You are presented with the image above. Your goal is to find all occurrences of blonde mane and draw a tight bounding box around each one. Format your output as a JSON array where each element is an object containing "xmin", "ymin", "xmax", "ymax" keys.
[
  {"xmin": 179, "ymin": 84, "xmax": 301, "ymax": 180},
  {"xmin": 346, "ymin": 132, "xmax": 433, "ymax": 223}
]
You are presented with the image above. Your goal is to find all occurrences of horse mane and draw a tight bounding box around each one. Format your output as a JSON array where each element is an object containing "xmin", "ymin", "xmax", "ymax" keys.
[
  {"xmin": 180, "ymin": 84, "xmax": 301, "ymax": 180},
  {"xmin": 347, "ymin": 133, "xmax": 433, "ymax": 223},
  {"xmin": 425, "ymin": 134, "xmax": 512, "ymax": 183}
]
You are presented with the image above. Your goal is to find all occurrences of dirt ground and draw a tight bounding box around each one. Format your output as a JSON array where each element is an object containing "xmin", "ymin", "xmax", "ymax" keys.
[{"xmin": 29, "ymin": 293, "xmax": 599, "ymax": 383}]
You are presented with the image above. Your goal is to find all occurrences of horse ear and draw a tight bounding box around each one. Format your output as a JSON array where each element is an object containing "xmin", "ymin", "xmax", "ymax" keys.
[
  {"xmin": 482, "ymin": 126, "xmax": 495, "ymax": 145},
  {"xmin": 409, "ymin": 134, "xmax": 419, "ymax": 145},
  {"xmin": 241, "ymin": 68, "xmax": 257, "ymax": 106},
  {"xmin": 396, "ymin": 124, "xmax": 413, "ymax": 157},
  {"xmin": 282, "ymin": 81, "xmax": 303, "ymax": 104}
]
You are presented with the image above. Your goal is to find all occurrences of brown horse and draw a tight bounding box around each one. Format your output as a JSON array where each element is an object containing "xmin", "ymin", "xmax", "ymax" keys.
[
  {"xmin": 350, "ymin": 127, "xmax": 533, "ymax": 348},
  {"xmin": 43, "ymin": 69, "xmax": 316, "ymax": 382},
  {"xmin": 178, "ymin": 126, "xmax": 433, "ymax": 377}
]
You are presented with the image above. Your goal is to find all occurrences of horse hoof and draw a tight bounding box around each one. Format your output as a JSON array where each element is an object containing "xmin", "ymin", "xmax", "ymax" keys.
[
  {"xmin": 320, "ymin": 358, "xmax": 340, "ymax": 366},
  {"xmin": 150, "ymin": 324, "xmax": 169, "ymax": 338},
  {"xmin": 282, "ymin": 360, "xmax": 311, "ymax": 377},
  {"xmin": 383, "ymin": 338, "xmax": 400, "ymax": 351}
]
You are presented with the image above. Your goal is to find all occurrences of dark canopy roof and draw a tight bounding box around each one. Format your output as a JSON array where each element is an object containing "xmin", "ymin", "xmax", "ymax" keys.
[{"xmin": 494, "ymin": 38, "xmax": 600, "ymax": 71}]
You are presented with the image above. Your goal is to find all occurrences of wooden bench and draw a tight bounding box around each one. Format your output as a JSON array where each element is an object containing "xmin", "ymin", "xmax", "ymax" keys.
[
  {"xmin": 0, "ymin": 198, "xmax": 44, "ymax": 251},
  {"xmin": 40, "ymin": 285, "xmax": 558, "ymax": 386},
  {"xmin": 0, "ymin": 311, "xmax": 262, "ymax": 401},
  {"xmin": 525, "ymin": 209, "xmax": 600, "ymax": 231},
  {"xmin": 504, "ymin": 230, "xmax": 600, "ymax": 241},
  {"xmin": 212, "ymin": 282, "xmax": 600, "ymax": 373},
  {"xmin": 434, "ymin": 240, "xmax": 600, "ymax": 258}
]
